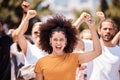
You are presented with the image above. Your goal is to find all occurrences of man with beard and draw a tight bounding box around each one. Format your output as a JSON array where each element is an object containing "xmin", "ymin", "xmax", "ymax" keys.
[{"xmin": 86, "ymin": 18, "xmax": 120, "ymax": 80}]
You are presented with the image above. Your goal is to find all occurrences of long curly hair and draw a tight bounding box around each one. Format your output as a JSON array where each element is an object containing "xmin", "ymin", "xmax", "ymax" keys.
[{"xmin": 39, "ymin": 14, "xmax": 78, "ymax": 54}]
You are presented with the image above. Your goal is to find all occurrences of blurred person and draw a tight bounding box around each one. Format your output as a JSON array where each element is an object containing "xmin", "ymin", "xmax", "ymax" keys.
[
  {"xmin": 96, "ymin": 11, "xmax": 120, "ymax": 46},
  {"xmin": 11, "ymin": 36, "xmax": 35, "ymax": 80},
  {"xmin": 87, "ymin": 18, "xmax": 120, "ymax": 80},
  {"xmin": 34, "ymin": 13, "xmax": 101, "ymax": 80},
  {"xmin": 80, "ymin": 29, "xmax": 92, "ymax": 40},
  {"xmin": 0, "ymin": 8, "xmax": 36, "ymax": 80},
  {"xmin": 0, "ymin": 19, "xmax": 17, "ymax": 80},
  {"xmin": 73, "ymin": 13, "xmax": 93, "ymax": 80},
  {"xmin": 75, "ymin": 29, "xmax": 92, "ymax": 80},
  {"xmin": 12, "ymin": 1, "xmax": 47, "ymax": 80},
  {"xmin": 16, "ymin": 1, "xmax": 47, "ymax": 65},
  {"xmin": 8, "ymin": 28, "xmax": 25, "ymax": 80},
  {"xmin": 73, "ymin": 11, "xmax": 120, "ymax": 80},
  {"xmin": 0, "ymin": 20, "xmax": 6, "ymax": 35}
]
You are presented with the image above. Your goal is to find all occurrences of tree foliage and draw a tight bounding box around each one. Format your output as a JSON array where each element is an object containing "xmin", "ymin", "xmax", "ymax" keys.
[
  {"xmin": 0, "ymin": 0, "xmax": 52, "ymax": 34},
  {"xmin": 100, "ymin": 0, "xmax": 120, "ymax": 30}
]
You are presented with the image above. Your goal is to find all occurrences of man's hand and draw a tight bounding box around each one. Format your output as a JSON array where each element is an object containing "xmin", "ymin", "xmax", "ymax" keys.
[
  {"xmin": 21, "ymin": 1, "xmax": 30, "ymax": 13},
  {"xmin": 96, "ymin": 11, "xmax": 105, "ymax": 20}
]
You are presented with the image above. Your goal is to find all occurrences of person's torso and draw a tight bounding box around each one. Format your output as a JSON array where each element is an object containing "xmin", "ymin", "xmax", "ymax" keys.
[
  {"xmin": 0, "ymin": 35, "xmax": 13, "ymax": 80},
  {"xmin": 25, "ymin": 42, "xmax": 47, "ymax": 64},
  {"xmin": 88, "ymin": 46, "xmax": 120, "ymax": 80},
  {"xmin": 35, "ymin": 53, "xmax": 80, "ymax": 80}
]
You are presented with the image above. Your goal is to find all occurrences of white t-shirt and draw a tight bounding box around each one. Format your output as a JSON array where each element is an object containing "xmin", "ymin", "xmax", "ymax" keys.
[
  {"xmin": 83, "ymin": 39, "xmax": 93, "ymax": 53},
  {"xmin": 84, "ymin": 40, "xmax": 120, "ymax": 80},
  {"xmin": 25, "ymin": 42, "xmax": 47, "ymax": 64}
]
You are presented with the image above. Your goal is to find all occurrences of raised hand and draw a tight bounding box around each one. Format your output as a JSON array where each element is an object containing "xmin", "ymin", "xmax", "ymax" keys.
[
  {"xmin": 85, "ymin": 17, "xmax": 95, "ymax": 29},
  {"xmin": 21, "ymin": 1, "xmax": 30, "ymax": 13},
  {"xmin": 26, "ymin": 10, "xmax": 37, "ymax": 19},
  {"xmin": 96, "ymin": 11, "xmax": 105, "ymax": 20},
  {"xmin": 80, "ymin": 12, "xmax": 91, "ymax": 23}
]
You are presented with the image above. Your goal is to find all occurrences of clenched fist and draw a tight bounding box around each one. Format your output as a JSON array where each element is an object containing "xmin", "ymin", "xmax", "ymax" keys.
[{"xmin": 21, "ymin": 1, "xmax": 30, "ymax": 13}]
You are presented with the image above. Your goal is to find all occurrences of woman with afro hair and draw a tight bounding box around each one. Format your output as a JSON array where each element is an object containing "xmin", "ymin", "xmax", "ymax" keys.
[{"xmin": 34, "ymin": 13, "xmax": 101, "ymax": 80}]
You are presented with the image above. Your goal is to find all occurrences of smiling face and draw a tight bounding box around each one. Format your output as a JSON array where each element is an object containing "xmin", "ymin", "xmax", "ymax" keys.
[{"xmin": 50, "ymin": 31, "xmax": 67, "ymax": 56}]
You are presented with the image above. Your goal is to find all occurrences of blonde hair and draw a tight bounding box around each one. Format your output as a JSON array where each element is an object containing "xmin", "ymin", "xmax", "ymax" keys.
[{"xmin": 80, "ymin": 29, "xmax": 91, "ymax": 39}]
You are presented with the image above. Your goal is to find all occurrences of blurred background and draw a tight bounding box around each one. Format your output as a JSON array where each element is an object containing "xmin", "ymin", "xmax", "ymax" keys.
[{"xmin": 0, "ymin": 0, "xmax": 120, "ymax": 34}]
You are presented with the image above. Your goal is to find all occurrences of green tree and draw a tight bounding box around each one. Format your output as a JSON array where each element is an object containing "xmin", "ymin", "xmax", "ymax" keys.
[
  {"xmin": 100, "ymin": 0, "xmax": 108, "ymax": 13},
  {"xmin": 0, "ymin": 0, "xmax": 52, "ymax": 34},
  {"xmin": 99, "ymin": 0, "xmax": 120, "ymax": 30}
]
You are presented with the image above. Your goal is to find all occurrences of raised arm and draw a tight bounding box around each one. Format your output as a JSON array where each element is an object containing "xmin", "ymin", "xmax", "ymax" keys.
[
  {"xmin": 12, "ymin": 1, "xmax": 30, "ymax": 42},
  {"xmin": 36, "ymin": 73, "xmax": 44, "ymax": 80},
  {"xmin": 19, "ymin": 1, "xmax": 30, "ymax": 35},
  {"xmin": 12, "ymin": 8, "xmax": 37, "ymax": 55},
  {"xmin": 78, "ymin": 16, "xmax": 102, "ymax": 64},
  {"xmin": 73, "ymin": 12, "xmax": 91, "ymax": 29},
  {"xmin": 111, "ymin": 31, "xmax": 120, "ymax": 46}
]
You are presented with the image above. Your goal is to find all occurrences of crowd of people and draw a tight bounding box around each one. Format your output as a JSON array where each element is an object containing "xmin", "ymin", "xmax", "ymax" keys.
[{"xmin": 0, "ymin": 1, "xmax": 120, "ymax": 80}]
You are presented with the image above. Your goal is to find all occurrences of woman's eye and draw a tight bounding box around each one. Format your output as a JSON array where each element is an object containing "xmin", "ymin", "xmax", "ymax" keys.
[
  {"xmin": 60, "ymin": 39, "xmax": 64, "ymax": 41},
  {"xmin": 54, "ymin": 38, "xmax": 57, "ymax": 41}
]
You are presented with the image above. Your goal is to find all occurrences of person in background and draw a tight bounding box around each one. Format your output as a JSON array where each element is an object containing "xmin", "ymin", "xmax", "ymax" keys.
[
  {"xmin": 0, "ymin": 19, "xmax": 17, "ymax": 80},
  {"xmin": 87, "ymin": 18, "xmax": 120, "ymax": 80},
  {"xmin": 34, "ymin": 13, "xmax": 101, "ymax": 80},
  {"xmin": 73, "ymin": 11, "xmax": 120, "ymax": 80},
  {"xmin": 16, "ymin": 1, "xmax": 47, "ymax": 65},
  {"xmin": 13, "ymin": 1, "xmax": 47, "ymax": 80},
  {"xmin": 80, "ymin": 29, "xmax": 92, "ymax": 40},
  {"xmin": 0, "ymin": 20, "xmax": 6, "ymax": 35},
  {"xmin": 75, "ymin": 29, "xmax": 92, "ymax": 80},
  {"xmin": 0, "ymin": 4, "xmax": 36, "ymax": 80},
  {"xmin": 96, "ymin": 11, "xmax": 120, "ymax": 46},
  {"xmin": 73, "ymin": 12, "xmax": 93, "ymax": 80},
  {"xmin": 8, "ymin": 28, "xmax": 25, "ymax": 80}
]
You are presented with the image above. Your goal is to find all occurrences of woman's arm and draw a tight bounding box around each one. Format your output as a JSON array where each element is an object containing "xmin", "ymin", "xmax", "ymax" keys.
[
  {"xmin": 73, "ymin": 12, "xmax": 91, "ymax": 30},
  {"xmin": 78, "ymin": 16, "xmax": 102, "ymax": 64}
]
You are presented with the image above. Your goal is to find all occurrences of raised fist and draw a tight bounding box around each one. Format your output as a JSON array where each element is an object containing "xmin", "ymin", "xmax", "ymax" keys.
[
  {"xmin": 96, "ymin": 11, "xmax": 105, "ymax": 20},
  {"xmin": 26, "ymin": 10, "xmax": 37, "ymax": 19},
  {"xmin": 80, "ymin": 12, "xmax": 91, "ymax": 22},
  {"xmin": 21, "ymin": 1, "xmax": 30, "ymax": 13},
  {"xmin": 85, "ymin": 17, "xmax": 95, "ymax": 29}
]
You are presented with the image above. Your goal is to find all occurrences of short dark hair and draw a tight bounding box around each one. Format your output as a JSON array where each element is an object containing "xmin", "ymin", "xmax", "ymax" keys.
[{"xmin": 39, "ymin": 14, "xmax": 78, "ymax": 54}]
